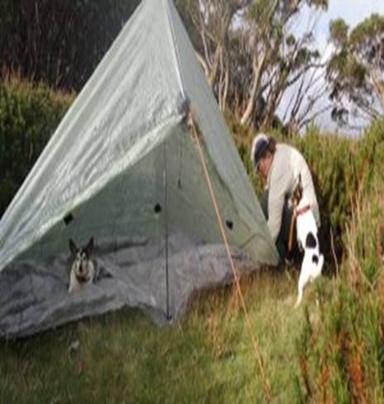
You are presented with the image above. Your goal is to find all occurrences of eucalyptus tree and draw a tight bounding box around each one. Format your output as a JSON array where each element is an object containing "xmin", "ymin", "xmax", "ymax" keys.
[
  {"xmin": 327, "ymin": 15, "xmax": 384, "ymax": 126},
  {"xmin": 175, "ymin": 0, "xmax": 249, "ymax": 111},
  {"xmin": 176, "ymin": 0, "xmax": 328, "ymax": 133},
  {"xmin": 237, "ymin": 0, "xmax": 328, "ymax": 129}
]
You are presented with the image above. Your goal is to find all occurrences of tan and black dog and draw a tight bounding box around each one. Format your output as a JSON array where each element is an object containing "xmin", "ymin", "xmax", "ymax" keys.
[{"xmin": 68, "ymin": 237, "xmax": 96, "ymax": 293}]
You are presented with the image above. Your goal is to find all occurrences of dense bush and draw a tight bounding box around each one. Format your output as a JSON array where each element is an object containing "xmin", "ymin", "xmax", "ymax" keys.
[
  {"xmin": 287, "ymin": 128, "xmax": 358, "ymax": 265},
  {"xmin": 0, "ymin": 76, "xmax": 73, "ymax": 217},
  {"xmin": 294, "ymin": 122, "xmax": 384, "ymax": 401},
  {"xmin": 229, "ymin": 116, "xmax": 384, "ymax": 268},
  {"xmin": 296, "ymin": 177, "xmax": 384, "ymax": 402},
  {"xmin": 294, "ymin": 122, "xmax": 384, "ymax": 266}
]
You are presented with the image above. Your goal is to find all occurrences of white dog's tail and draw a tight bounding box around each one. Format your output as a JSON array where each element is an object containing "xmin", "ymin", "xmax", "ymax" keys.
[{"xmin": 295, "ymin": 289, "xmax": 303, "ymax": 308}]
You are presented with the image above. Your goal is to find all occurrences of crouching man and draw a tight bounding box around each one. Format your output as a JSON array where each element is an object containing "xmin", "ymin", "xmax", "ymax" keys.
[{"xmin": 251, "ymin": 133, "xmax": 321, "ymax": 264}]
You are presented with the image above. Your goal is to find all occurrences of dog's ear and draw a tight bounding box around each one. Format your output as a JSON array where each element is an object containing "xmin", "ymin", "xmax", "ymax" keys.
[
  {"xmin": 298, "ymin": 174, "xmax": 302, "ymax": 186},
  {"xmin": 69, "ymin": 239, "xmax": 77, "ymax": 256},
  {"xmin": 84, "ymin": 237, "xmax": 94, "ymax": 257}
]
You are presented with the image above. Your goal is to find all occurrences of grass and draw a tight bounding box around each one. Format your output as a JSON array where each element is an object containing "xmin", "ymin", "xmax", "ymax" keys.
[{"xmin": 0, "ymin": 270, "xmax": 332, "ymax": 403}]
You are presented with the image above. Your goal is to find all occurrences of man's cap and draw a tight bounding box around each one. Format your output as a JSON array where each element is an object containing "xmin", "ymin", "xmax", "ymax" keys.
[{"xmin": 251, "ymin": 133, "xmax": 269, "ymax": 168}]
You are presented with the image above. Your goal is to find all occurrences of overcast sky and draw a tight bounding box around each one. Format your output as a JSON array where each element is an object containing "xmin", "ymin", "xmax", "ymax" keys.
[
  {"xmin": 315, "ymin": 0, "xmax": 384, "ymax": 52},
  {"xmin": 279, "ymin": 0, "xmax": 384, "ymax": 135}
]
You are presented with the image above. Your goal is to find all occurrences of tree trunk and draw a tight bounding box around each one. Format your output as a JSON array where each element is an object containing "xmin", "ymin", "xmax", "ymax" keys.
[{"xmin": 240, "ymin": 53, "xmax": 265, "ymax": 126}]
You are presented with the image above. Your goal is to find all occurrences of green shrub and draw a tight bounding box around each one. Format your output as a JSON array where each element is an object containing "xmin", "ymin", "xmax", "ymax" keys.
[
  {"xmin": 288, "ymin": 127, "xmax": 358, "ymax": 266},
  {"xmin": 0, "ymin": 76, "xmax": 74, "ymax": 217},
  {"xmin": 295, "ymin": 178, "xmax": 384, "ymax": 402},
  {"xmin": 229, "ymin": 115, "xmax": 384, "ymax": 269}
]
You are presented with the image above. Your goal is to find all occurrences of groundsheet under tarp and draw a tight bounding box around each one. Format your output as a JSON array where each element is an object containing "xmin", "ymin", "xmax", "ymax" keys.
[{"xmin": 0, "ymin": 234, "xmax": 256, "ymax": 339}]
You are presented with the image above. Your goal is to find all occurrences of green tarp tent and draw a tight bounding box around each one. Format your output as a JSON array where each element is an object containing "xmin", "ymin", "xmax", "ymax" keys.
[{"xmin": 0, "ymin": 0, "xmax": 278, "ymax": 338}]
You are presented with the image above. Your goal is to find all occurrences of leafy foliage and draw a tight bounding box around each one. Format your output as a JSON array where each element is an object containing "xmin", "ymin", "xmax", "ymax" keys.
[
  {"xmin": 0, "ymin": 76, "xmax": 73, "ymax": 217},
  {"xmin": 176, "ymin": 0, "xmax": 329, "ymax": 132},
  {"xmin": 327, "ymin": 15, "xmax": 384, "ymax": 126},
  {"xmin": 293, "ymin": 121, "xmax": 384, "ymax": 401},
  {"xmin": 230, "ymin": 115, "xmax": 384, "ymax": 272},
  {"xmin": 296, "ymin": 178, "xmax": 384, "ymax": 402}
]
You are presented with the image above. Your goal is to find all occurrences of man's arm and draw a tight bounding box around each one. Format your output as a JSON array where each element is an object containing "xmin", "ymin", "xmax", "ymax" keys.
[{"xmin": 267, "ymin": 164, "xmax": 293, "ymax": 242}]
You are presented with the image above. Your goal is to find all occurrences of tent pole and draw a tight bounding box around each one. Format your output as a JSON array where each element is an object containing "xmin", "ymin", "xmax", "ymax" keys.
[
  {"xmin": 186, "ymin": 110, "xmax": 272, "ymax": 401},
  {"xmin": 163, "ymin": 142, "xmax": 171, "ymax": 320}
]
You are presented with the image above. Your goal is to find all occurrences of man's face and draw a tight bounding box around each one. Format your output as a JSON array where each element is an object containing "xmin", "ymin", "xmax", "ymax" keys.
[{"xmin": 256, "ymin": 153, "xmax": 272, "ymax": 181}]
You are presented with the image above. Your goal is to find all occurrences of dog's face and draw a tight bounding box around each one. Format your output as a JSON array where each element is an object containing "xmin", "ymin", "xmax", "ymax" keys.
[
  {"xmin": 69, "ymin": 238, "xmax": 94, "ymax": 282},
  {"xmin": 291, "ymin": 175, "xmax": 303, "ymax": 206}
]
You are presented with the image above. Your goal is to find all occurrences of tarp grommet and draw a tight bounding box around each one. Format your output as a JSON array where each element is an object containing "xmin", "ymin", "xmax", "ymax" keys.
[
  {"xmin": 63, "ymin": 213, "xmax": 74, "ymax": 225},
  {"xmin": 226, "ymin": 220, "xmax": 234, "ymax": 230}
]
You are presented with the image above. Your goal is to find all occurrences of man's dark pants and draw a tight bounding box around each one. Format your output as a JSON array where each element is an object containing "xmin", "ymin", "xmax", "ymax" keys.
[{"xmin": 260, "ymin": 190, "xmax": 294, "ymax": 264}]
